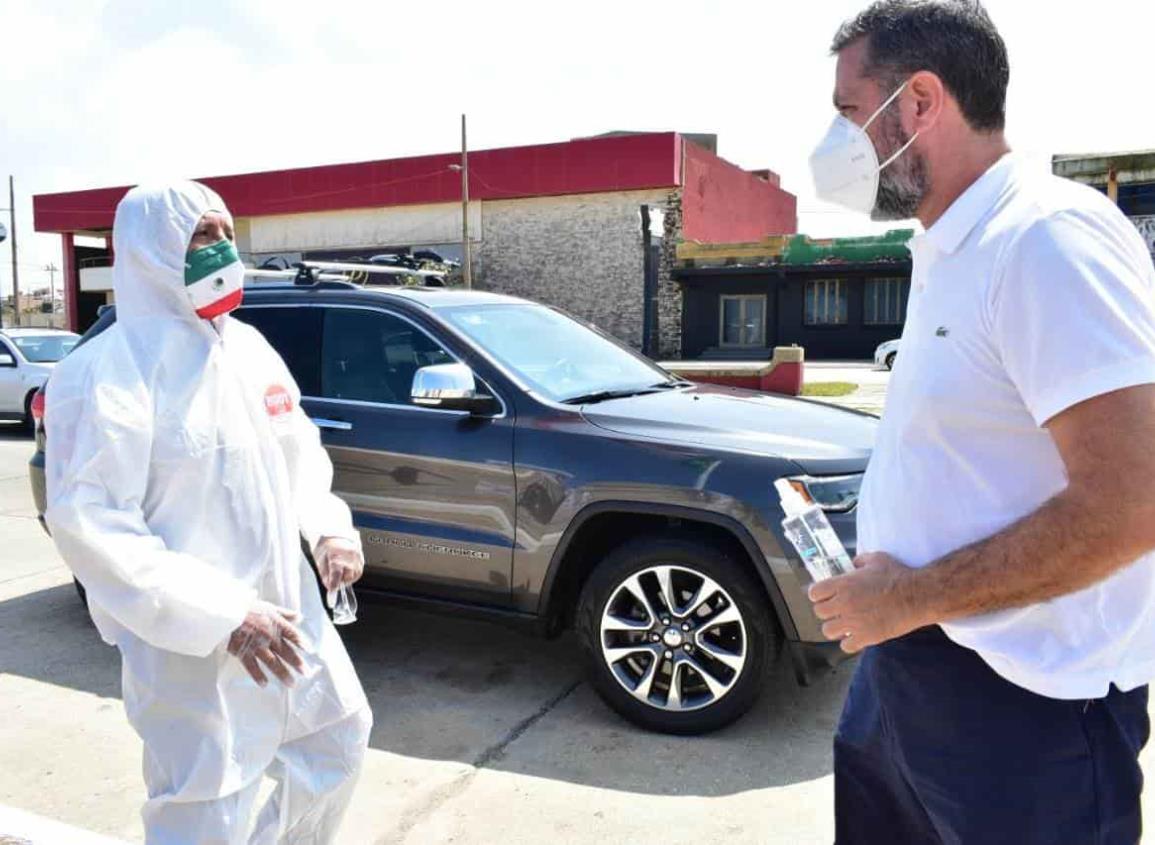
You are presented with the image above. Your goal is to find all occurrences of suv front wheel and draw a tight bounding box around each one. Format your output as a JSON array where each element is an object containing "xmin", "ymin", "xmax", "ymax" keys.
[{"xmin": 575, "ymin": 535, "xmax": 775, "ymax": 735}]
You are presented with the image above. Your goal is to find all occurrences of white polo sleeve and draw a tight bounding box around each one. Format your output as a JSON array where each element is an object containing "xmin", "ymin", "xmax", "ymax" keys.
[{"xmin": 992, "ymin": 209, "xmax": 1155, "ymax": 426}]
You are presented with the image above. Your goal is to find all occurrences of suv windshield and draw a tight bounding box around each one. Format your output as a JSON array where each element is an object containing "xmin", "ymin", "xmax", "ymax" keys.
[
  {"xmin": 10, "ymin": 334, "xmax": 80, "ymax": 363},
  {"xmin": 440, "ymin": 303, "xmax": 673, "ymax": 403}
]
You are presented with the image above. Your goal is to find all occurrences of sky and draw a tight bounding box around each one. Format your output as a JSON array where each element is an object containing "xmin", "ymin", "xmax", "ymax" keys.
[{"xmin": 2, "ymin": 0, "xmax": 1153, "ymax": 297}]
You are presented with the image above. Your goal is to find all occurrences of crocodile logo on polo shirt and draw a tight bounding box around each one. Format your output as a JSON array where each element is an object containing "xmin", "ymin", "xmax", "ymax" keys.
[{"xmin": 935, "ymin": 326, "xmax": 950, "ymax": 338}]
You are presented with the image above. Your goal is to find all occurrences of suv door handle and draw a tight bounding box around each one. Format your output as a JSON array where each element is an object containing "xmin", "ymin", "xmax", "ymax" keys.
[{"xmin": 311, "ymin": 417, "xmax": 353, "ymax": 432}]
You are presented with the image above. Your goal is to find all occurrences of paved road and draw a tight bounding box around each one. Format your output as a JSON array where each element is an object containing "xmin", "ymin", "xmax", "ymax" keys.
[
  {"xmin": 0, "ymin": 425, "xmax": 850, "ymax": 844},
  {"xmin": 804, "ymin": 361, "xmax": 890, "ymax": 415},
  {"xmin": 6, "ymin": 420, "xmax": 1155, "ymax": 843}
]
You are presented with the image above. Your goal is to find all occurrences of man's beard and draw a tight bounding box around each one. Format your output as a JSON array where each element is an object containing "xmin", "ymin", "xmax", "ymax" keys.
[{"xmin": 871, "ymin": 111, "xmax": 929, "ymax": 222}]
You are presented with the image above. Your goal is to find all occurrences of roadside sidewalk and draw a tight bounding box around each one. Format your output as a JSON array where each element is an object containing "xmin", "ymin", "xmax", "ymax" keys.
[
  {"xmin": 804, "ymin": 362, "xmax": 889, "ymax": 416},
  {"xmin": 0, "ymin": 805, "xmax": 131, "ymax": 845}
]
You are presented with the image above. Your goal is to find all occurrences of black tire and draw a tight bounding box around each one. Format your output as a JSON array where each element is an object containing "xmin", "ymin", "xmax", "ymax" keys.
[
  {"xmin": 73, "ymin": 577, "xmax": 88, "ymax": 607},
  {"xmin": 22, "ymin": 390, "xmax": 36, "ymax": 431},
  {"xmin": 575, "ymin": 534, "xmax": 776, "ymax": 735},
  {"xmin": 885, "ymin": 352, "xmax": 897, "ymax": 371},
  {"xmin": 73, "ymin": 578, "xmax": 99, "ymax": 629},
  {"xmin": 302, "ymin": 537, "xmax": 336, "ymax": 620}
]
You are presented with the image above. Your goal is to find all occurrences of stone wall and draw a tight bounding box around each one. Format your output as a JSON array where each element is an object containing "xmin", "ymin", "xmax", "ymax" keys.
[
  {"xmin": 656, "ymin": 191, "xmax": 684, "ymax": 358},
  {"xmin": 477, "ymin": 189, "xmax": 670, "ymax": 350}
]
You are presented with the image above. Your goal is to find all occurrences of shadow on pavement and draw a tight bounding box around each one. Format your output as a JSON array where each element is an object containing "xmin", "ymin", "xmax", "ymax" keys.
[
  {"xmin": 0, "ymin": 422, "xmax": 34, "ymax": 442},
  {"xmin": 0, "ymin": 583, "xmax": 122, "ymax": 699},
  {"xmin": 331, "ymin": 599, "xmax": 851, "ymax": 796},
  {"xmin": 2, "ymin": 584, "xmax": 850, "ymax": 798}
]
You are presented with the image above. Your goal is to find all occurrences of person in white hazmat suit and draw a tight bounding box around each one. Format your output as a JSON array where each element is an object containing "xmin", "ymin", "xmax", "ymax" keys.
[{"xmin": 43, "ymin": 180, "xmax": 373, "ymax": 844}]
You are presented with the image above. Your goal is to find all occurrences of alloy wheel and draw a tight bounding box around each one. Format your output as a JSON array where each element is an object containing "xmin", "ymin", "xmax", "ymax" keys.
[{"xmin": 598, "ymin": 565, "xmax": 748, "ymax": 712}]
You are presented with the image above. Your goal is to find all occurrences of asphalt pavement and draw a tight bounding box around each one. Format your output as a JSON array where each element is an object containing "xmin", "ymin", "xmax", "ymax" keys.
[
  {"xmin": 0, "ymin": 424, "xmax": 850, "ymax": 844},
  {"xmin": 6, "ymin": 415, "xmax": 1155, "ymax": 844}
]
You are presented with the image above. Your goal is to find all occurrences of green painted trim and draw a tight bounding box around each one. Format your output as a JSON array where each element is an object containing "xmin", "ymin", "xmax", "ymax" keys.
[
  {"xmin": 780, "ymin": 229, "xmax": 914, "ymax": 265},
  {"xmin": 675, "ymin": 229, "xmax": 915, "ymax": 270}
]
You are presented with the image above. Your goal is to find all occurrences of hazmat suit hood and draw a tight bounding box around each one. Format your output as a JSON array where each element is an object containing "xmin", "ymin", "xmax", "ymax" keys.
[{"xmin": 112, "ymin": 181, "xmax": 241, "ymax": 324}]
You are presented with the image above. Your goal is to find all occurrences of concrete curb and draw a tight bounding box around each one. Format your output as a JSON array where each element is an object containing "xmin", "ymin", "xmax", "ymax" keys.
[
  {"xmin": 660, "ymin": 346, "xmax": 805, "ymax": 396},
  {"xmin": 0, "ymin": 806, "xmax": 131, "ymax": 845}
]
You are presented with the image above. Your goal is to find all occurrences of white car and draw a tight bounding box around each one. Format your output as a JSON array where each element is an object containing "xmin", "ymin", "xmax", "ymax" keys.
[
  {"xmin": 0, "ymin": 328, "xmax": 80, "ymax": 427},
  {"xmin": 874, "ymin": 338, "xmax": 900, "ymax": 371}
]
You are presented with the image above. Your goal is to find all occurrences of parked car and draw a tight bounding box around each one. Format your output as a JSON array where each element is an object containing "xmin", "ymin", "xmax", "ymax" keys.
[
  {"xmin": 369, "ymin": 253, "xmax": 418, "ymax": 269},
  {"xmin": 874, "ymin": 338, "xmax": 900, "ymax": 370},
  {"xmin": 0, "ymin": 328, "xmax": 79, "ymax": 428},
  {"xmin": 412, "ymin": 249, "xmax": 462, "ymax": 270},
  {"xmin": 29, "ymin": 281, "xmax": 875, "ymax": 735}
]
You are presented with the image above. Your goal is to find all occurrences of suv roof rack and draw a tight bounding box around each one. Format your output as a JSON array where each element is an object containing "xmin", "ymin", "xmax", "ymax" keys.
[
  {"xmin": 302, "ymin": 260, "xmax": 446, "ymax": 283},
  {"xmin": 245, "ymin": 267, "xmax": 358, "ymax": 290}
]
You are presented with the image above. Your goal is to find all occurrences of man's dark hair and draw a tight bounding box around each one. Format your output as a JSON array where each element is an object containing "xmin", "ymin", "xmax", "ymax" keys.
[{"xmin": 832, "ymin": 0, "xmax": 1009, "ymax": 132}]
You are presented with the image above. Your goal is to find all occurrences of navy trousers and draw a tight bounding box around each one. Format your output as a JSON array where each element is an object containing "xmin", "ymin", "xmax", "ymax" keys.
[{"xmin": 834, "ymin": 626, "xmax": 1150, "ymax": 845}]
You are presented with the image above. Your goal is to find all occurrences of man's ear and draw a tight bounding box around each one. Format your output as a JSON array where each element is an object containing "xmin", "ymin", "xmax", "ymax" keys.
[{"xmin": 908, "ymin": 70, "xmax": 945, "ymax": 134}]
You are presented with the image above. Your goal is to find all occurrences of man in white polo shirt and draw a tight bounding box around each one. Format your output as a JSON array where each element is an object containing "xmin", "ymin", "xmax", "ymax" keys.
[{"xmin": 807, "ymin": 2, "xmax": 1155, "ymax": 842}]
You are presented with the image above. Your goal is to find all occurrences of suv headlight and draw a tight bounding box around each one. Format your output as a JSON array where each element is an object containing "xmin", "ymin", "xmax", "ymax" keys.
[{"xmin": 783, "ymin": 474, "xmax": 862, "ymax": 512}]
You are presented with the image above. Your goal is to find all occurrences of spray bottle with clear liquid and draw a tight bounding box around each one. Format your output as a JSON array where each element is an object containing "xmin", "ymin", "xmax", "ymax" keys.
[{"xmin": 774, "ymin": 479, "xmax": 856, "ymax": 583}]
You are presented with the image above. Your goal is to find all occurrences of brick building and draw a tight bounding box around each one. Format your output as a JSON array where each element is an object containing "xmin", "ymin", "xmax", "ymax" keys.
[{"xmin": 34, "ymin": 133, "xmax": 796, "ymax": 357}]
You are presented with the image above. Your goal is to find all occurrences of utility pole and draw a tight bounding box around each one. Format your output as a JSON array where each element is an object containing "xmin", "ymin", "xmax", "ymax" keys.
[
  {"xmin": 45, "ymin": 263, "xmax": 58, "ymax": 328},
  {"xmin": 447, "ymin": 117, "xmax": 473, "ymax": 288},
  {"xmin": 460, "ymin": 114, "xmax": 472, "ymax": 289},
  {"xmin": 640, "ymin": 205, "xmax": 654, "ymax": 357},
  {"xmin": 7, "ymin": 176, "xmax": 18, "ymax": 327}
]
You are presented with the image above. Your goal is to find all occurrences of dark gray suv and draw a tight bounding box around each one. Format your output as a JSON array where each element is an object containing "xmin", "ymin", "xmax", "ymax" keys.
[{"xmin": 30, "ymin": 280, "xmax": 875, "ymax": 735}]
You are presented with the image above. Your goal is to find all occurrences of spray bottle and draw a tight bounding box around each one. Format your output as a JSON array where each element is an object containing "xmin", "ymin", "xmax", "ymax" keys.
[{"xmin": 775, "ymin": 478, "xmax": 855, "ymax": 583}]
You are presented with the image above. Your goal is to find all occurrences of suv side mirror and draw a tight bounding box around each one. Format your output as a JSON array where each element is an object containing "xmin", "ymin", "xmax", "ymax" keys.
[
  {"xmin": 0, "ymin": 352, "xmax": 16, "ymax": 368},
  {"xmin": 412, "ymin": 363, "xmax": 500, "ymax": 416}
]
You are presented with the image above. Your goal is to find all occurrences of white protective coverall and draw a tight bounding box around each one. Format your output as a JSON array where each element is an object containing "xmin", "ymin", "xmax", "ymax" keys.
[{"xmin": 44, "ymin": 181, "xmax": 372, "ymax": 844}]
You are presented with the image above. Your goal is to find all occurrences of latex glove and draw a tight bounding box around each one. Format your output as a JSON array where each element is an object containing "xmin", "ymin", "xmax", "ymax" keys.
[
  {"xmin": 227, "ymin": 600, "xmax": 306, "ymax": 687},
  {"xmin": 315, "ymin": 536, "xmax": 364, "ymax": 592}
]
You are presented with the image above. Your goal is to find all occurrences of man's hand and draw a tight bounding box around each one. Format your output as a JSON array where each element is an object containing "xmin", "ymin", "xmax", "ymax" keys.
[
  {"xmin": 227, "ymin": 601, "xmax": 306, "ymax": 687},
  {"xmin": 808, "ymin": 552, "xmax": 928, "ymax": 654},
  {"xmin": 805, "ymin": 387, "xmax": 1155, "ymax": 645},
  {"xmin": 315, "ymin": 536, "xmax": 364, "ymax": 592}
]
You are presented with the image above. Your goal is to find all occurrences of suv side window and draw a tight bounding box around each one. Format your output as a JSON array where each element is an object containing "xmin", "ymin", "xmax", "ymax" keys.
[
  {"xmin": 234, "ymin": 306, "xmax": 323, "ymax": 395},
  {"xmin": 321, "ymin": 308, "xmax": 454, "ymax": 405}
]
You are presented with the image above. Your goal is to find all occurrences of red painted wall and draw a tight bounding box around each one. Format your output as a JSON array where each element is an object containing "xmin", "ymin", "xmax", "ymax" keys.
[
  {"xmin": 680, "ymin": 142, "xmax": 797, "ymax": 243},
  {"xmin": 35, "ymin": 133, "xmax": 683, "ymax": 234},
  {"xmin": 676, "ymin": 364, "xmax": 803, "ymax": 397}
]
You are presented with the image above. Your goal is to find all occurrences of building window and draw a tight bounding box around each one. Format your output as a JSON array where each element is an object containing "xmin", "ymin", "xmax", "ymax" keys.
[
  {"xmin": 720, "ymin": 295, "xmax": 766, "ymax": 347},
  {"xmin": 804, "ymin": 280, "xmax": 848, "ymax": 326},
  {"xmin": 863, "ymin": 277, "xmax": 911, "ymax": 325}
]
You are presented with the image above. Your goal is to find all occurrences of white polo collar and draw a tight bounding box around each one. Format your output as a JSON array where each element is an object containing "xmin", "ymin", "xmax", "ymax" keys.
[{"xmin": 921, "ymin": 152, "xmax": 1017, "ymax": 256}]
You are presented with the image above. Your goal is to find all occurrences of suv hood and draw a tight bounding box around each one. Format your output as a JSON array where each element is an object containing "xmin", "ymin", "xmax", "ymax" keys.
[{"xmin": 582, "ymin": 383, "xmax": 876, "ymax": 475}]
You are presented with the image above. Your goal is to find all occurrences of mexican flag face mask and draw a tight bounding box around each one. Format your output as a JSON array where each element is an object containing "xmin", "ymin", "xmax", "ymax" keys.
[{"xmin": 184, "ymin": 239, "xmax": 245, "ymax": 319}]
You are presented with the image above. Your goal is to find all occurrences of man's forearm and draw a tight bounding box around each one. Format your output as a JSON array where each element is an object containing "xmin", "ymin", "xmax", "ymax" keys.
[
  {"xmin": 810, "ymin": 386, "xmax": 1155, "ymax": 653},
  {"xmin": 908, "ymin": 489, "xmax": 1155, "ymax": 627}
]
